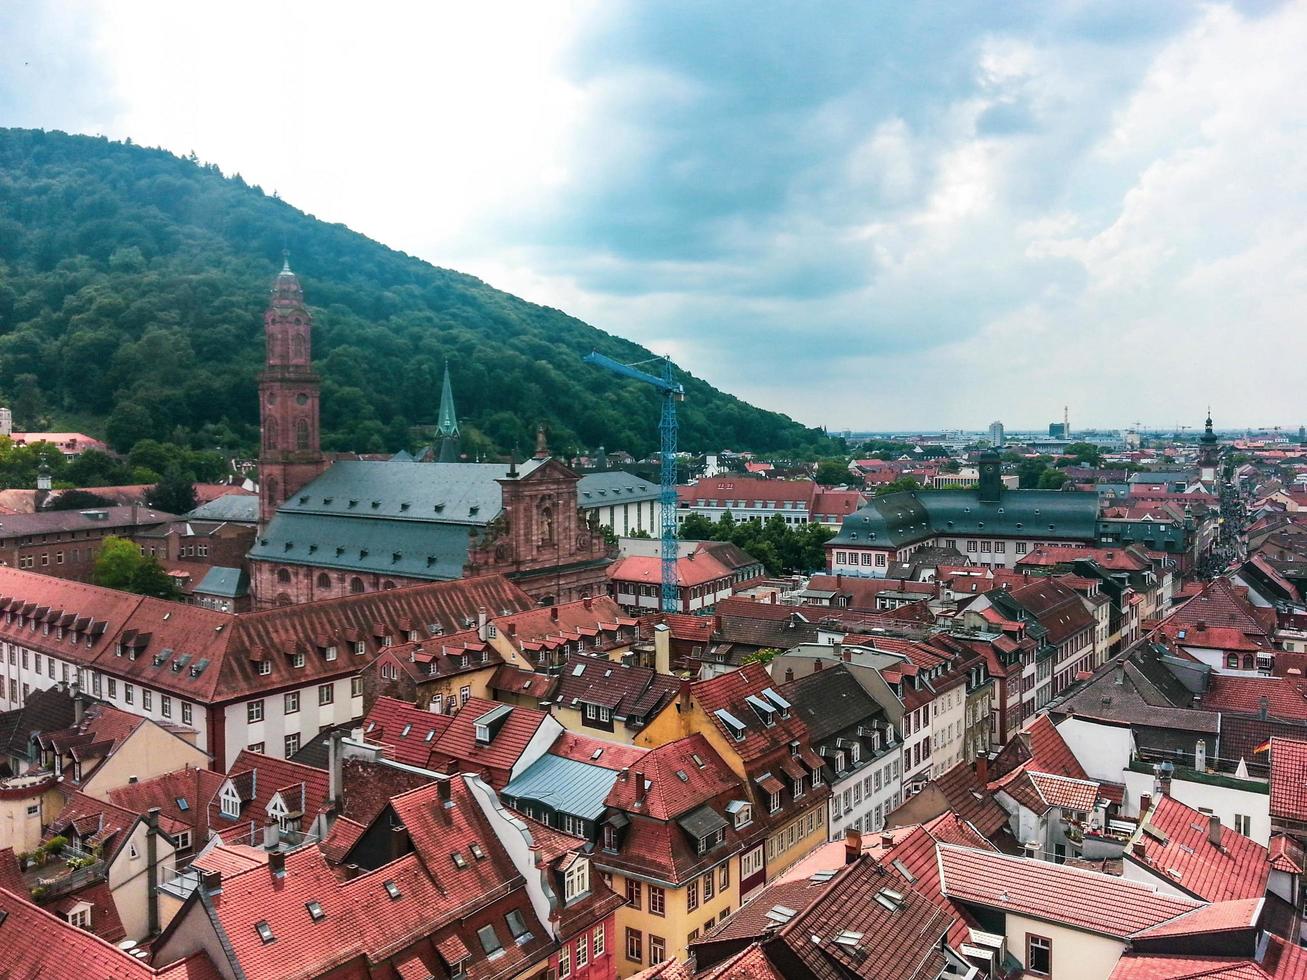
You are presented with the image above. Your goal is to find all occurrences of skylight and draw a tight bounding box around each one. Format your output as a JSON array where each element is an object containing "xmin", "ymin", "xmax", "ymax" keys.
[
  {"xmin": 175, "ymin": 797, "xmax": 190, "ymax": 812},
  {"xmin": 470, "ymin": 843, "xmax": 486, "ymax": 860},
  {"xmin": 834, "ymin": 930, "xmax": 865, "ymax": 946},
  {"xmin": 384, "ymin": 880, "xmax": 401, "ymax": 900},
  {"xmin": 452, "ymin": 852, "xmax": 468, "ymax": 869},
  {"xmin": 305, "ymin": 901, "xmax": 325, "ymax": 922},
  {"xmin": 255, "ymin": 920, "xmax": 275, "ymax": 944}
]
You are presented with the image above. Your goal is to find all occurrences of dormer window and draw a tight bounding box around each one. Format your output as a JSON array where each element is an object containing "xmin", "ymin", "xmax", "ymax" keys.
[
  {"xmin": 220, "ymin": 785, "xmax": 241, "ymax": 819},
  {"xmin": 792, "ymin": 777, "xmax": 805, "ymax": 799},
  {"xmin": 769, "ymin": 790, "xmax": 781, "ymax": 813},
  {"xmin": 564, "ymin": 859, "xmax": 590, "ymax": 902},
  {"xmin": 353, "ymin": 640, "xmax": 366, "ymax": 656},
  {"xmin": 849, "ymin": 743, "xmax": 861, "ymax": 765},
  {"xmin": 291, "ymin": 652, "xmax": 305, "ymax": 669},
  {"xmin": 789, "ymin": 741, "xmax": 800, "ymax": 758},
  {"xmin": 728, "ymin": 801, "xmax": 752, "ymax": 828},
  {"xmin": 474, "ymin": 723, "xmax": 489, "ymax": 743},
  {"xmin": 324, "ymin": 645, "xmax": 337, "ymax": 661}
]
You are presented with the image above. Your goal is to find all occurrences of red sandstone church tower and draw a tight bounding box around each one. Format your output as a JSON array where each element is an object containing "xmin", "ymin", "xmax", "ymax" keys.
[{"xmin": 258, "ymin": 254, "xmax": 327, "ymax": 525}]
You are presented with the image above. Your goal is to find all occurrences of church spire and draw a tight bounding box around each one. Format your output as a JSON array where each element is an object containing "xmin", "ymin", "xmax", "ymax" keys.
[{"xmin": 436, "ymin": 362, "xmax": 460, "ymax": 463}]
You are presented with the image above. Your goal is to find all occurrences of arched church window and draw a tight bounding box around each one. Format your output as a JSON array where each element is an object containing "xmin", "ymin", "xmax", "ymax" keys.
[
  {"xmin": 276, "ymin": 568, "xmax": 292, "ymax": 584},
  {"xmin": 382, "ymin": 580, "xmax": 396, "ymax": 590},
  {"xmin": 264, "ymin": 477, "xmax": 278, "ymax": 504},
  {"xmin": 296, "ymin": 418, "xmax": 310, "ymax": 450},
  {"xmin": 291, "ymin": 334, "xmax": 306, "ymax": 362},
  {"xmin": 350, "ymin": 577, "xmax": 365, "ymax": 594},
  {"xmin": 264, "ymin": 418, "xmax": 278, "ymax": 449},
  {"xmin": 316, "ymin": 573, "xmax": 331, "ymax": 590}
]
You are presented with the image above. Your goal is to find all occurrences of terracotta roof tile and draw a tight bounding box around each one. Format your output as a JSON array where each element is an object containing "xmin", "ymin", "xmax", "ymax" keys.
[
  {"xmin": 1268, "ymin": 736, "xmax": 1307, "ymax": 823},
  {"xmin": 938, "ymin": 844, "xmax": 1200, "ymax": 939},
  {"xmin": 1129, "ymin": 796, "xmax": 1270, "ymax": 903},
  {"xmin": 604, "ymin": 734, "xmax": 737, "ymax": 821}
]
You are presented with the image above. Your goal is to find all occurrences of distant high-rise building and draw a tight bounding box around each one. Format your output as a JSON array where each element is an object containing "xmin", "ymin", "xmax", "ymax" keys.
[
  {"xmin": 989, "ymin": 421, "xmax": 1005, "ymax": 447},
  {"xmin": 1048, "ymin": 422, "xmax": 1068, "ymax": 439},
  {"xmin": 0, "ymin": 407, "xmax": 10, "ymax": 437}
]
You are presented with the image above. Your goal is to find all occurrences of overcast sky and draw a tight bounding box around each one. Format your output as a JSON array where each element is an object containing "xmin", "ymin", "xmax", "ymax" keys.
[{"xmin": 3, "ymin": 1, "xmax": 1303, "ymax": 432}]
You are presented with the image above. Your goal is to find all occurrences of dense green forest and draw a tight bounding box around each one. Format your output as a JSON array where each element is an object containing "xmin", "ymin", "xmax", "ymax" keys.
[{"xmin": 0, "ymin": 128, "xmax": 831, "ymax": 463}]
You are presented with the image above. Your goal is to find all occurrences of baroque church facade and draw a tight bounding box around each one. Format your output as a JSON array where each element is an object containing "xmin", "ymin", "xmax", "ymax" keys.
[{"xmin": 247, "ymin": 259, "xmax": 612, "ymax": 609}]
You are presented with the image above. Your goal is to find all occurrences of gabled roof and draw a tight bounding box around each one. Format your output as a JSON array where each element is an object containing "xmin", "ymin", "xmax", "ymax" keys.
[
  {"xmin": 927, "ymin": 761, "xmax": 1010, "ymax": 838},
  {"xmin": 361, "ymin": 696, "xmax": 553, "ymax": 789},
  {"xmin": 0, "ymin": 566, "xmax": 535, "ymax": 707},
  {"xmin": 1129, "ymin": 796, "xmax": 1270, "ymax": 903},
  {"xmin": 604, "ymin": 734, "xmax": 739, "ymax": 821},
  {"xmin": 1025, "ymin": 713, "xmax": 1089, "ymax": 779},
  {"xmin": 692, "ymin": 662, "xmax": 813, "ymax": 764},
  {"xmin": 108, "ymin": 766, "xmax": 227, "ymax": 839},
  {"xmin": 503, "ymin": 752, "xmax": 626, "ymax": 822},
  {"xmin": 209, "ymin": 750, "xmax": 331, "ymax": 843},
  {"xmin": 0, "ymin": 886, "xmax": 222, "ymax": 979},
  {"xmin": 553, "ymin": 652, "xmax": 680, "ymax": 725},
  {"xmin": 999, "ymin": 770, "xmax": 1102, "ymax": 815},
  {"xmin": 781, "ymin": 664, "xmax": 887, "ymax": 743},
  {"xmin": 48, "ymin": 792, "xmax": 141, "ymax": 862},
  {"xmin": 1269, "ymin": 737, "xmax": 1307, "ymax": 823},
  {"xmin": 0, "ymin": 683, "xmax": 76, "ymax": 759},
  {"xmin": 938, "ymin": 844, "xmax": 1200, "ymax": 939},
  {"xmin": 608, "ymin": 552, "xmax": 736, "ymax": 589},
  {"xmin": 1201, "ymin": 675, "xmax": 1307, "ymax": 723}
]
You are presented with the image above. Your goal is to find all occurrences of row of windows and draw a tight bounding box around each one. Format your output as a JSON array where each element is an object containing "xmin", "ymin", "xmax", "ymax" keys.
[
  {"xmin": 558, "ymin": 925, "xmax": 605, "ymax": 978},
  {"xmin": 246, "ymin": 679, "xmax": 360, "ymax": 723},
  {"xmin": 766, "ymin": 807, "xmax": 822, "ymax": 861}
]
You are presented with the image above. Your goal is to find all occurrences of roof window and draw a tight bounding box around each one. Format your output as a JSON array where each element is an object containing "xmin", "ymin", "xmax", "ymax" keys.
[
  {"xmin": 255, "ymin": 920, "xmax": 275, "ymax": 944},
  {"xmin": 452, "ymin": 852, "xmax": 468, "ymax": 869},
  {"xmin": 383, "ymin": 880, "xmax": 401, "ymax": 900},
  {"xmin": 305, "ymin": 901, "xmax": 325, "ymax": 922}
]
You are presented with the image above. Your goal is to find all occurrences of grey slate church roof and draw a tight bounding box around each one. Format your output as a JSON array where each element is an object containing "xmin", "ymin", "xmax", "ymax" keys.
[
  {"xmin": 185, "ymin": 494, "xmax": 260, "ymax": 524},
  {"xmin": 829, "ymin": 488, "xmax": 1099, "ymax": 549},
  {"xmin": 195, "ymin": 566, "xmax": 250, "ymax": 598},
  {"xmin": 577, "ymin": 470, "xmax": 660, "ymax": 506},
  {"xmin": 248, "ymin": 459, "xmax": 544, "ymax": 581}
]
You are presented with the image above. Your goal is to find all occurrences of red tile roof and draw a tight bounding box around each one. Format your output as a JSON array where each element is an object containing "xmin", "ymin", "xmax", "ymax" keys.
[
  {"xmin": 926, "ymin": 760, "xmax": 1011, "ymax": 837},
  {"xmin": 554, "ymin": 652, "xmax": 680, "ymax": 726},
  {"xmin": 692, "ymin": 662, "xmax": 813, "ymax": 764},
  {"xmin": 1025, "ymin": 713, "xmax": 1089, "ymax": 779},
  {"xmin": 609, "ymin": 552, "xmax": 735, "ymax": 589},
  {"xmin": 0, "ymin": 886, "xmax": 222, "ymax": 979},
  {"xmin": 46, "ymin": 878, "xmax": 126, "ymax": 943},
  {"xmin": 0, "ymin": 566, "xmax": 534, "ymax": 710},
  {"xmin": 549, "ymin": 730, "xmax": 647, "ymax": 771},
  {"xmin": 1130, "ymin": 796, "xmax": 1270, "ymax": 903},
  {"xmin": 938, "ymin": 844, "xmax": 1200, "ymax": 939},
  {"xmin": 1268, "ymin": 833, "xmax": 1304, "ymax": 874},
  {"xmin": 1000, "ymin": 770, "xmax": 1102, "ymax": 814},
  {"xmin": 1201, "ymin": 675, "xmax": 1307, "ymax": 723},
  {"xmin": 209, "ymin": 750, "xmax": 331, "ymax": 845},
  {"xmin": 1128, "ymin": 897, "xmax": 1262, "ymax": 939},
  {"xmin": 108, "ymin": 766, "xmax": 227, "ymax": 840},
  {"xmin": 680, "ymin": 478, "xmax": 817, "ymax": 506},
  {"xmin": 496, "ymin": 595, "xmax": 634, "ymax": 645},
  {"xmin": 362, "ymin": 696, "xmax": 553, "ymax": 789},
  {"xmin": 1268, "ymin": 736, "xmax": 1307, "ymax": 823},
  {"xmin": 604, "ymin": 734, "xmax": 738, "ymax": 821},
  {"xmin": 1109, "ymin": 955, "xmax": 1268, "ymax": 979}
]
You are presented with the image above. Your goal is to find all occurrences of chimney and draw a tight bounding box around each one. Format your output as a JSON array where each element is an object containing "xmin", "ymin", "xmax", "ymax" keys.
[
  {"xmin": 1196, "ymin": 620, "xmax": 1206, "ymax": 632},
  {"xmin": 145, "ymin": 807, "xmax": 161, "ymax": 935},
  {"xmin": 437, "ymin": 778, "xmax": 453, "ymax": 809},
  {"xmin": 654, "ymin": 624, "xmax": 671, "ymax": 676},
  {"xmin": 1258, "ymin": 696, "xmax": 1270, "ymax": 721},
  {"xmin": 344, "ymin": 863, "xmax": 361, "ymax": 881},
  {"xmin": 1023, "ymin": 840, "xmax": 1038, "ymax": 860},
  {"xmin": 200, "ymin": 868, "xmax": 223, "ymax": 894},
  {"xmin": 1132, "ymin": 841, "xmax": 1147, "ymax": 859},
  {"xmin": 391, "ymin": 823, "xmax": 411, "ymax": 860},
  {"xmin": 1208, "ymin": 813, "xmax": 1222, "ymax": 848},
  {"xmin": 1139, "ymin": 793, "xmax": 1151, "ymax": 816},
  {"xmin": 507, "ymin": 622, "xmax": 516, "ymax": 637},
  {"xmin": 73, "ymin": 693, "xmax": 85, "ymax": 725},
  {"xmin": 550, "ymin": 606, "xmax": 559, "ymax": 622},
  {"xmin": 263, "ymin": 823, "xmax": 281, "ymax": 850},
  {"xmin": 784, "ymin": 667, "xmax": 795, "ymax": 683},
  {"xmin": 844, "ymin": 827, "xmax": 862, "ymax": 865},
  {"xmin": 837, "ymin": 573, "xmax": 843, "ymax": 588},
  {"xmin": 268, "ymin": 850, "xmax": 286, "ymax": 877},
  {"xmin": 634, "ymin": 771, "xmax": 647, "ymax": 804},
  {"xmin": 477, "ymin": 607, "xmax": 489, "ymax": 641},
  {"xmin": 841, "ymin": 648, "xmax": 852, "ymax": 663},
  {"xmin": 328, "ymin": 729, "xmax": 345, "ymax": 808},
  {"xmin": 583, "ymin": 595, "xmax": 593, "ymax": 611},
  {"xmin": 880, "ymin": 832, "xmax": 895, "ymax": 849},
  {"xmin": 677, "ymin": 680, "xmax": 692, "ymax": 713},
  {"xmin": 814, "ymin": 658, "xmax": 824, "ymax": 672},
  {"xmin": 975, "ymin": 755, "xmax": 989, "ymax": 784}
]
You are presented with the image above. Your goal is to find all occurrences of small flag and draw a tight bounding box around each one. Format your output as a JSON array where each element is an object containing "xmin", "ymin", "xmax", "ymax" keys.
[{"xmin": 1254, "ymin": 741, "xmax": 1271, "ymax": 754}]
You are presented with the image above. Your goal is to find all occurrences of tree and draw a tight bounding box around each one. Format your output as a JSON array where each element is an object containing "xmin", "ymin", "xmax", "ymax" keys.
[
  {"xmin": 813, "ymin": 459, "xmax": 851, "ymax": 485},
  {"xmin": 92, "ymin": 536, "xmax": 181, "ymax": 599},
  {"xmin": 874, "ymin": 477, "xmax": 926, "ymax": 496},
  {"xmin": 42, "ymin": 489, "xmax": 114, "ymax": 511},
  {"xmin": 146, "ymin": 470, "xmax": 197, "ymax": 514},
  {"xmin": 1038, "ymin": 468, "xmax": 1070, "ymax": 490},
  {"xmin": 1061, "ymin": 442, "xmax": 1103, "ymax": 467}
]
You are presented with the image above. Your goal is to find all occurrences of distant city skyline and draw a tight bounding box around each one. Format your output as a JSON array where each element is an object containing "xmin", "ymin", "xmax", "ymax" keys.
[{"xmin": 5, "ymin": 3, "xmax": 1307, "ymax": 429}]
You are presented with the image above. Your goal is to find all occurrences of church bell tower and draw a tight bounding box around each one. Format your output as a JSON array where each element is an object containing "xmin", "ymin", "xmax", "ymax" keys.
[{"xmin": 258, "ymin": 253, "xmax": 326, "ymax": 524}]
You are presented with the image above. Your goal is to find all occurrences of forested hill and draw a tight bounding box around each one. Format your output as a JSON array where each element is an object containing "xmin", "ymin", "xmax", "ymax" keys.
[{"xmin": 0, "ymin": 128, "xmax": 830, "ymax": 460}]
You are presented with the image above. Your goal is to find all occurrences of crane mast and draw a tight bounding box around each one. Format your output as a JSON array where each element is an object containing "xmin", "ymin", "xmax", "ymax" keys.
[{"xmin": 583, "ymin": 351, "xmax": 684, "ymax": 614}]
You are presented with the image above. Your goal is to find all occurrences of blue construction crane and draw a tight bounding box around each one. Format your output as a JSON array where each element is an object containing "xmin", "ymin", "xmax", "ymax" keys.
[{"xmin": 583, "ymin": 351, "xmax": 684, "ymax": 614}]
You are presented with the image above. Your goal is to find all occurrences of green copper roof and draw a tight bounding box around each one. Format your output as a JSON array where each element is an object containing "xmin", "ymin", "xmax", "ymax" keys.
[{"xmin": 829, "ymin": 488, "xmax": 1100, "ymax": 548}]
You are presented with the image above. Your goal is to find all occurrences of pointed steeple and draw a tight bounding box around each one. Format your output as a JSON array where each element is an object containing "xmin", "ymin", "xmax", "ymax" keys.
[
  {"xmin": 436, "ymin": 362, "xmax": 460, "ymax": 463},
  {"xmin": 534, "ymin": 422, "xmax": 549, "ymax": 460},
  {"xmin": 281, "ymin": 248, "xmax": 292, "ymax": 275}
]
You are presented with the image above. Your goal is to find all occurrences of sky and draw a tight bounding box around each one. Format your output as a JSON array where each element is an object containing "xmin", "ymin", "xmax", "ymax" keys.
[{"xmin": 2, "ymin": 0, "xmax": 1304, "ymax": 433}]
